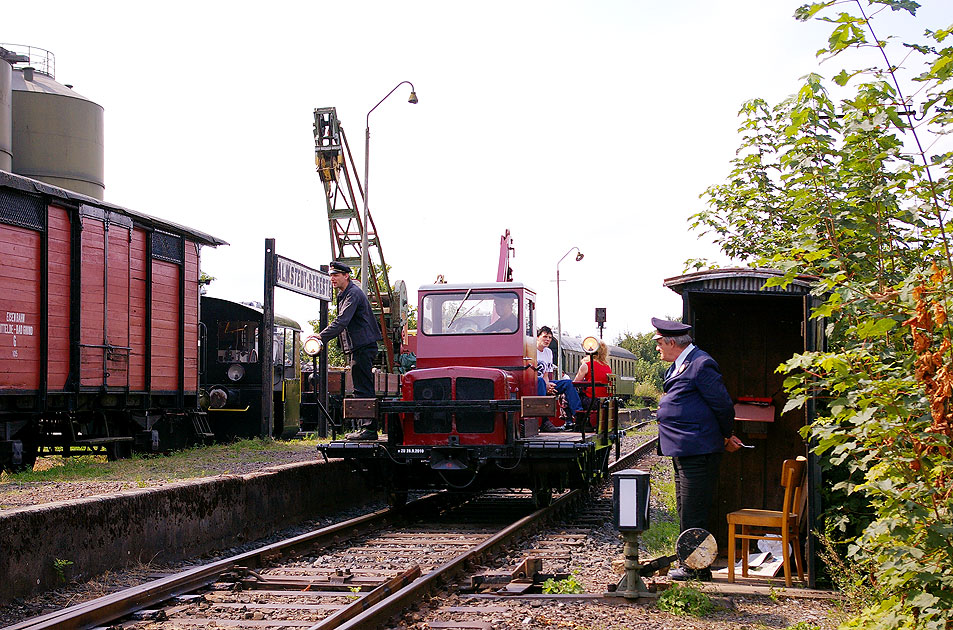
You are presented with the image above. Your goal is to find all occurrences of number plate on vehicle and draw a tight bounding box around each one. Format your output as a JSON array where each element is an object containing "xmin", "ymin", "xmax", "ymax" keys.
[{"xmin": 396, "ymin": 447, "xmax": 428, "ymax": 457}]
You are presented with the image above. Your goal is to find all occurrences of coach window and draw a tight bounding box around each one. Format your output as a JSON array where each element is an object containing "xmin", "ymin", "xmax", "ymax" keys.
[{"xmin": 218, "ymin": 321, "xmax": 259, "ymax": 363}]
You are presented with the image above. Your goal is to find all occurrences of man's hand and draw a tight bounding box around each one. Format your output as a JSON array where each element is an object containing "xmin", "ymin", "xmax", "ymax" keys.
[
  {"xmin": 546, "ymin": 381, "xmax": 557, "ymax": 395},
  {"xmin": 724, "ymin": 435, "xmax": 746, "ymax": 453}
]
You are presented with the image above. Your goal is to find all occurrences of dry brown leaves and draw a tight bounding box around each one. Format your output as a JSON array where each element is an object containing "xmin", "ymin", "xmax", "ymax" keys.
[{"xmin": 901, "ymin": 265, "xmax": 953, "ymax": 478}]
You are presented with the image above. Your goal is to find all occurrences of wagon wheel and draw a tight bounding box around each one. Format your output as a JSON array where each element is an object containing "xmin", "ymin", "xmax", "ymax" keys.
[
  {"xmin": 1, "ymin": 440, "xmax": 37, "ymax": 473},
  {"xmin": 105, "ymin": 441, "xmax": 132, "ymax": 461},
  {"xmin": 19, "ymin": 440, "xmax": 39, "ymax": 472},
  {"xmin": 532, "ymin": 486, "xmax": 553, "ymax": 509},
  {"xmin": 387, "ymin": 489, "xmax": 408, "ymax": 508}
]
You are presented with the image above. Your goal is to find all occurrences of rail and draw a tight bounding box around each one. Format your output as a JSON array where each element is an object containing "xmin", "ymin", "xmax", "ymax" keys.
[{"xmin": 8, "ymin": 436, "xmax": 658, "ymax": 630}]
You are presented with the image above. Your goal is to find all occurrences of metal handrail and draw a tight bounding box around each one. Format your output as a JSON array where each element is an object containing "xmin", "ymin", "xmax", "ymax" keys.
[{"xmin": 0, "ymin": 43, "xmax": 55, "ymax": 77}]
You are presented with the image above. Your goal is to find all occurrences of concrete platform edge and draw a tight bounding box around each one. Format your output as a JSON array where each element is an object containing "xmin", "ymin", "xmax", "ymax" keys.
[{"xmin": 0, "ymin": 458, "xmax": 376, "ymax": 603}]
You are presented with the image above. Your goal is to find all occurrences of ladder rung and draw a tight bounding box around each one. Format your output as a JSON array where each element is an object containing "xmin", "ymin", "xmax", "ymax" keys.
[{"xmin": 329, "ymin": 208, "xmax": 358, "ymax": 219}]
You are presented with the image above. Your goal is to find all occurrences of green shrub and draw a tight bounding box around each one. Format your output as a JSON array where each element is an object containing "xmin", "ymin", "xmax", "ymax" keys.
[
  {"xmin": 632, "ymin": 382, "xmax": 660, "ymax": 406},
  {"xmin": 656, "ymin": 583, "xmax": 713, "ymax": 616},
  {"xmin": 691, "ymin": 2, "xmax": 953, "ymax": 627},
  {"xmin": 541, "ymin": 573, "xmax": 585, "ymax": 594}
]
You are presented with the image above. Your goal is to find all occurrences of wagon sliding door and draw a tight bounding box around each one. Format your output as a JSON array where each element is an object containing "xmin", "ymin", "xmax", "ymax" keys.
[{"xmin": 78, "ymin": 205, "xmax": 132, "ymax": 390}]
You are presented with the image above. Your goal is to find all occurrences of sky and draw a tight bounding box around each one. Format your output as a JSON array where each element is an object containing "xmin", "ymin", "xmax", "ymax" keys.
[{"xmin": 6, "ymin": 1, "xmax": 950, "ymax": 344}]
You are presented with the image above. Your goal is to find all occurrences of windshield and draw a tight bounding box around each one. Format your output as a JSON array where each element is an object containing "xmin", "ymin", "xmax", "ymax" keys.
[
  {"xmin": 217, "ymin": 321, "xmax": 259, "ymax": 362},
  {"xmin": 421, "ymin": 291, "xmax": 520, "ymax": 335}
]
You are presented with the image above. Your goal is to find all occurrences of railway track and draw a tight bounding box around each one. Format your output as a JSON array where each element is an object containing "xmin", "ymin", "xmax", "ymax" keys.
[{"xmin": 7, "ymin": 431, "xmax": 658, "ymax": 630}]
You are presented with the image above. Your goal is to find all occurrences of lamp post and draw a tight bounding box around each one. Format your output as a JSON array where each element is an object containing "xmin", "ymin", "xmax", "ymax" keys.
[
  {"xmin": 556, "ymin": 246, "xmax": 584, "ymax": 377},
  {"xmin": 362, "ymin": 81, "xmax": 418, "ymax": 293}
]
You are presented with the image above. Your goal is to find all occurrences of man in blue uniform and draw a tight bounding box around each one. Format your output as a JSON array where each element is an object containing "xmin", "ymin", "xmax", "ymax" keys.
[
  {"xmin": 653, "ymin": 317, "xmax": 740, "ymax": 580},
  {"xmin": 318, "ymin": 261, "xmax": 383, "ymax": 440}
]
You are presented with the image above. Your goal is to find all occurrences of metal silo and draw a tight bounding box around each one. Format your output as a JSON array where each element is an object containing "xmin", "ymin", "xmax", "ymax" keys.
[
  {"xmin": 0, "ymin": 49, "xmax": 14, "ymax": 172},
  {"xmin": 4, "ymin": 45, "xmax": 105, "ymax": 199}
]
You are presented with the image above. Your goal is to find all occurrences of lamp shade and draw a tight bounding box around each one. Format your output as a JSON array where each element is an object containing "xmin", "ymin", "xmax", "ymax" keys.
[{"xmin": 612, "ymin": 469, "xmax": 650, "ymax": 532}]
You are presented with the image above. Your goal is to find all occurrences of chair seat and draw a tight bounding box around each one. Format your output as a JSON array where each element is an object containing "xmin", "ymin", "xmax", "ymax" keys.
[
  {"xmin": 728, "ymin": 508, "xmax": 797, "ymax": 527},
  {"xmin": 727, "ymin": 456, "xmax": 807, "ymax": 587}
]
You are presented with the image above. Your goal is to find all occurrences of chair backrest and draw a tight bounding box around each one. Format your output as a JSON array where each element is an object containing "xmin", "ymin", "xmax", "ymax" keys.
[{"xmin": 780, "ymin": 456, "xmax": 808, "ymax": 526}]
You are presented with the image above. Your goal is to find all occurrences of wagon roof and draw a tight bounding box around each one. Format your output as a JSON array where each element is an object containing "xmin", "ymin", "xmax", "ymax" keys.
[
  {"xmin": 0, "ymin": 170, "xmax": 228, "ymax": 247},
  {"xmin": 202, "ymin": 296, "xmax": 302, "ymax": 331},
  {"xmin": 663, "ymin": 267, "xmax": 817, "ymax": 294}
]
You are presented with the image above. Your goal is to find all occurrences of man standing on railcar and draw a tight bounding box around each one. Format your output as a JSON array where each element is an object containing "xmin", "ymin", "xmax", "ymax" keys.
[
  {"xmin": 652, "ymin": 317, "xmax": 741, "ymax": 581},
  {"xmin": 317, "ymin": 261, "xmax": 383, "ymax": 440}
]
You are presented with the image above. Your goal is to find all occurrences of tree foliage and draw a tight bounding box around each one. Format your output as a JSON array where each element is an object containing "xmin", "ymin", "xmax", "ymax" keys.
[
  {"xmin": 693, "ymin": 2, "xmax": 953, "ymax": 627},
  {"xmin": 615, "ymin": 330, "xmax": 667, "ymax": 390}
]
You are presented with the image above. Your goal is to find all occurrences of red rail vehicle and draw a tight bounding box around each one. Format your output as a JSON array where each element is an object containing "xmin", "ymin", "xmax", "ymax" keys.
[
  {"xmin": 318, "ymin": 282, "xmax": 620, "ymax": 507},
  {"xmin": 0, "ymin": 170, "xmax": 226, "ymax": 470}
]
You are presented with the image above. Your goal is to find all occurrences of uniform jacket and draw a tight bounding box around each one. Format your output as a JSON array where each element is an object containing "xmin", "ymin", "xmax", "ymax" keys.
[
  {"xmin": 318, "ymin": 280, "xmax": 382, "ymax": 353},
  {"xmin": 657, "ymin": 347, "xmax": 734, "ymax": 457}
]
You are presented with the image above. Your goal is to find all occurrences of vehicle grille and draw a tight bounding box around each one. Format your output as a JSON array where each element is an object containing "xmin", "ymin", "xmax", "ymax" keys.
[
  {"xmin": 412, "ymin": 377, "xmax": 452, "ymax": 433},
  {"xmin": 454, "ymin": 377, "xmax": 495, "ymax": 433}
]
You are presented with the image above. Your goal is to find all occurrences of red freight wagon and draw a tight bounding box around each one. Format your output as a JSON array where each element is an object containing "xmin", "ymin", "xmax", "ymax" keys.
[{"xmin": 0, "ymin": 170, "xmax": 226, "ymax": 470}]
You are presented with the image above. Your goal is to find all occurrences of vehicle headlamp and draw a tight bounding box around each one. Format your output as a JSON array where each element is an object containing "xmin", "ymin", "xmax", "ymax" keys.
[
  {"xmin": 226, "ymin": 363, "xmax": 245, "ymax": 381},
  {"xmin": 582, "ymin": 336, "xmax": 600, "ymax": 354},
  {"xmin": 303, "ymin": 335, "xmax": 323, "ymax": 357}
]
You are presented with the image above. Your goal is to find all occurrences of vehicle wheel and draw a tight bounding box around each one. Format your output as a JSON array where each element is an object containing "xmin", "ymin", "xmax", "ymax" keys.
[
  {"xmin": 387, "ymin": 489, "xmax": 408, "ymax": 508},
  {"xmin": 106, "ymin": 441, "xmax": 133, "ymax": 461},
  {"xmin": 533, "ymin": 487, "xmax": 553, "ymax": 509},
  {"xmin": 20, "ymin": 442, "xmax": 38, "ymax": 472}
]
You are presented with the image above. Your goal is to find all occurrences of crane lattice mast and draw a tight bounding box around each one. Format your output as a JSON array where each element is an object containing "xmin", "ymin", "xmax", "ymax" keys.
[{"xmin": 313, "ymin": 107, "xmax": 401, "ymax": 372}]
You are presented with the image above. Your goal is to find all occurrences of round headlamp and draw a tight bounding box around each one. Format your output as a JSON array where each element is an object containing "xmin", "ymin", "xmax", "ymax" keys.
[
  {"xmin": 226, "ymin": 363, "xmax": 245, "ymax": 381},
  {"xmin": 582, "ymin": 336, "xmax": 600, "ymax": 354},
  {"xmin": 303, "ymin": 335, "xmax": 323, "ymax": 357}
]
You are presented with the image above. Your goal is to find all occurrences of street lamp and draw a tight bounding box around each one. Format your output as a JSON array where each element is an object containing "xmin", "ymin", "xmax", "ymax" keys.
[
  {"xmin": 556, "ymin": 246, "xmax": 584, "ymax": 377},
  {"xmin": 362, "ymin": 81, "xmax": 418, "ymax": 293}
]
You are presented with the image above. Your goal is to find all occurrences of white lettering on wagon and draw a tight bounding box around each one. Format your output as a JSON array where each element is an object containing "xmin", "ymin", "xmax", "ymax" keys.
[
  {"xmin": 1, "ymin": 323, "xmax": 33, "ymax": 335},
  {"xmin": 4, "ymin": 313, "xmax": 33, "ymax": 358}
]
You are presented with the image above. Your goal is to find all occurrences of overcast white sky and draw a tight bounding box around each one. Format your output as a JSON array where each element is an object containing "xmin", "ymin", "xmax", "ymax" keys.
[{"xmin": 6, "ymin": 1, "xmax": 949, "ymax": 344}]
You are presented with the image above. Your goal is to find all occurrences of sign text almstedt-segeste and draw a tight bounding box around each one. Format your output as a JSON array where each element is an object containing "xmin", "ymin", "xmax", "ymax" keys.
[{"xmin": 275, "ymin": 256, "xmax": 332, "ymax": 302}]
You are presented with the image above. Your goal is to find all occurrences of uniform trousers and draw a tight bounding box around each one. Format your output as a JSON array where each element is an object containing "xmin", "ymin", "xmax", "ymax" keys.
[
  {"xmin": 349, "ymin": 343, "xmax": 378, "ymax": 399},
  {"xmin": 672, "ymin": 452, "xmax": 722, "ymax": 533}
]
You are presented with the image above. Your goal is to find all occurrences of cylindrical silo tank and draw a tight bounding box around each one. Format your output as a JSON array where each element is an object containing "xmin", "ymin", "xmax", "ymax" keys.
[
  {"xmin": 0, "ymin": 58, "xmax": 12, "ymax": 172},
  {"xmin": 8, "ymin": 46, "xmax": 104, "ymax": 199}
]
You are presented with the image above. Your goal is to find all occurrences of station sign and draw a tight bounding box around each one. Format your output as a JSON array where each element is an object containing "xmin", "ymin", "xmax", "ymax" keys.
[{"xmin": 275, "ymin": 255, "xmax": 332, "ymax": 302}]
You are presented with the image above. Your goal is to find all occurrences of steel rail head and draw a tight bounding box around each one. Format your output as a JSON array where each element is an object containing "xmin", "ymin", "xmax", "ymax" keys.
[
  {"xmin": 331, "ymin": 438, "xmax": 660, "ymax": 630},
  {"xmin": 10, "ymin": 438, "xmax": 658, "ymax": 630},
  {"xmin": 7, "ymin": 492, "xmax": 463, "ymax": 630}
]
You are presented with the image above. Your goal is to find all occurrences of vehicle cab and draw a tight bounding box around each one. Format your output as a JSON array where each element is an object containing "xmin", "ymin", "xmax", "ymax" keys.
[{"xmin": 401, "ymin": 283, "xmax": 539, "ymax": 446}]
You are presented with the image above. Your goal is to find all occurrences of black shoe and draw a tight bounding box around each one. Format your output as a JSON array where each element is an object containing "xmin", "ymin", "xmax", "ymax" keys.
[
  {"xmin": 540, "ymin": 419, "xmax": 560, "ymax": 432},
  {"xmin": 345, "ymin": 429, "xmax": 378, "ymax": 441},
  {"xmin": 669, "ymin": 566, "xmax": 712, "ymax": 582}
]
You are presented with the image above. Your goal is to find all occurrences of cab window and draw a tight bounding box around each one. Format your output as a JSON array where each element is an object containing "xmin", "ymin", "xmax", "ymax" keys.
[
  {"xmin": 421, "ymin": 291, "xmax": 519, "ymax": 335},
  {"xmin": 217, "ymin": 321, "xmax": 258, "ymax": 363}
]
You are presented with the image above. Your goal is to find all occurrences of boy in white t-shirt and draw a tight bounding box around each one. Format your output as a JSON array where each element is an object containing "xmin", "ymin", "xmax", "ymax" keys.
[{"xmin": 535, "ymin": 326, "xmax": 583, "ymax": 430}]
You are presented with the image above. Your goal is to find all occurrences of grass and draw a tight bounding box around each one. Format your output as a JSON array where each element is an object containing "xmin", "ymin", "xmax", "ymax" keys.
[
  {"xmin": 639, "ymin": 458, "xmax": 679, "ymax": 556},
  {"xmin": 0, "ymin": 437, "xmax": 320, "ymax": 485}
]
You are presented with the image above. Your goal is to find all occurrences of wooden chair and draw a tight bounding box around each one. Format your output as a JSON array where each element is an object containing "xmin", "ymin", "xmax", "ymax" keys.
[{"xmin": 727, "ymin": 456, "xmax": 807, "ymax": 587}]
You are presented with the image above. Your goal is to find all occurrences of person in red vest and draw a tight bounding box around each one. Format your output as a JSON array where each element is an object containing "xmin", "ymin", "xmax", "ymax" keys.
[{"xmin": 574, "ymin": 339, "xmax": 612, "ymax": 415}]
